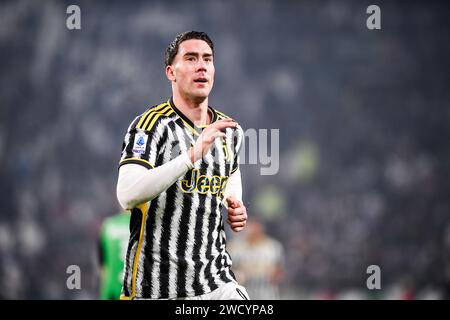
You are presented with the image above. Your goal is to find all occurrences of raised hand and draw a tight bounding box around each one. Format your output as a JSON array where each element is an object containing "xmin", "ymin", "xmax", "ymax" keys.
[{"xmin": 188, "ymin": 119, "xmax": 237, "ymax": 163}]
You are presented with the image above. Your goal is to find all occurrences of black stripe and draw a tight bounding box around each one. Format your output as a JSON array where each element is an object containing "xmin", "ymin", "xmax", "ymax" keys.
[
  {"xmin": 224, "ymin": 248, "xmax": 236, "ymax": 283},
  {"xmin": 167, "ymin": 121, "xmax": 183, "ymax": 163},
  {"xmin": 236, "ymin": 288, "xmax": 249, "ymax": 300},
  {"xmin": 141, "ymin": 199, "xmax": 158, "ymax": 297},
  {"xmin": 123, "ymin": 116, "xmax": 141, "ymax": 156},
  {"xmin": 204, "ymin": 154, "xmax": 223, "ymax": 291},
  {"xmin": 213, "ymin": 143, "xmax": 235, "ymax": 285},
  {"xmin": 153, "ymin": 129, "xmax": 193, "ymax": 298},
  {"xmin": 192, "ymin": 200, "xmax": 206, "ymax": 296},
  {"xmin": 167, "ymin": 121, "xmax": 179, "ymax": 153},
  {"xmin": 154, "ymin": 125, "xmax": 168, "ymax": 164},
  {"xmin": 219, "ymin": 225, "xmax": 232, "ymax": 284},
  {"xmin": 122, "ymin": 208, "xmax": 143, "ymax": 297},
  {"xmin": 176, "ymin": 189, "xmax": 193, "ymax": 297},
  {"xmin": 214, "ymin": 209, "xmax": 224, "ymax": 281},
  {"xmin": 122, "ymin": 251, "xmax": 132, "ymax": 296},
  {"xmin": 141, "ymin": 147, "xmax": 169, "ymax": 298},
  {"xmin": 158, "ymin": 183, "xmax": 178, "ymax": 298},
  {"xmin": 204, "ymin": 193, "xmax": 219, "ymax": 292},
  {"xmin": 218, "ymin": 202, "xmax": 236, "ymax": 284},
  {"xmin": 143, "ymin": 106, "xmax": 168, "ymax": 131},
  {"xmin": 192, "ymin": 160, "xmax": 208, "ymax": 295},
  {"xmin": 169, "ymin": 97, "xmax": 194, "ymax": 129},
  {"xmin": 142, "ymin": 121, "xmax": 162, "ymax": 165},
  {"xmin": 231, "ymin": 133, "xmax": 239, "ymax": 174},
  {"xmin": 124, "ymin": 128, "xmax": 137, "ymax": 159},
  {"xmin": 209, "ymin": 106, "xmax": 218, "ymax": 123},
  {"xmin": 130, "ymin": 115, "xmax": 141, "ymax": 131},
  {"xmin": 120, "ymin": 115, "xmax": 144, "ymax": 170},
  {"xmin": 138, "ymin": 106, "xmax": 158, "ymax": 129},
  {"xmin": 229, "ymin": 268, "xmax": 236, "ymax": 282},
  {"xmin": 175, "ymin": 117, "xmax": 187, "ymax": 134}
]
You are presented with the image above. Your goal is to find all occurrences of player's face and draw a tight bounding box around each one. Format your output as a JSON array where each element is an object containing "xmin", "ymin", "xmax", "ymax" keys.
[{"xmin": 168, "ymin": 39, "xmax": 215, "ymax": 100}]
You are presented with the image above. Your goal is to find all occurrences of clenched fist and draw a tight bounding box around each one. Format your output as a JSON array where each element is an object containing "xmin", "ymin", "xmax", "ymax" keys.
[{"xmin": 226, "ymin": 196, "xmax": 247, "ymax": 232}]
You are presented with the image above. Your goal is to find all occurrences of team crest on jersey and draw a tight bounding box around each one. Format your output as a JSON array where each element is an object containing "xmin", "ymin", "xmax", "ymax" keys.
[{"xmin": 132, "ymin": 132, "xmax": 148, "ymax": 154}]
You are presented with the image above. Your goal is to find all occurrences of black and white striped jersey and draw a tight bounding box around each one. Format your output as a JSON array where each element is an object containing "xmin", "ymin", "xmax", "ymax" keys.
[{"xmin": 119, "ymin": 97, "xmax": 244, "ymax": 299}]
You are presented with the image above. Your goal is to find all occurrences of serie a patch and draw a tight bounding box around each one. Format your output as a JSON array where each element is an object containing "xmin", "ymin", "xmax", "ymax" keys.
[{"xmin": 132, "ymin": 132, "xmax": 148, "ymax": 154}]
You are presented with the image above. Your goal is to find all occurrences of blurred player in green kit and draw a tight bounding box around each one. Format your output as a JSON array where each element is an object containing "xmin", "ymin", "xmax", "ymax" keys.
[{"xmin": 98, "ymin": 212, "xmax": 131, "ymax": 299}]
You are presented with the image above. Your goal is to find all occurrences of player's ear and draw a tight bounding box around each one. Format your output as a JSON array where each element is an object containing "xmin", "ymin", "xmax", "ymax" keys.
[{"xmin": 166, "ymin": 65, "xmax": 176, "ymax": 82}]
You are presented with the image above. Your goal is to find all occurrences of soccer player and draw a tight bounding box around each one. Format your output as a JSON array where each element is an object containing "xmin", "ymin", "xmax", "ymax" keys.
[
  {"xmin": 228, "ymin": 218, "xmax": 285, "ymax": 299},
  {"xmin": 116, "ymin": 31, "xmax": 249, "ymax": 300},
  {"xmin": 98, "ymin": 212, "xmax": 131, "ymax": 300}
]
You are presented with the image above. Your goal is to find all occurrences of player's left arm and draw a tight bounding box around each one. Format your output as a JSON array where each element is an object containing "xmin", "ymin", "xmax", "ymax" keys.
[
  {"xmin": 223, "ymin": 169, "xmax": 247, "ymax": 232},
  {"xmin": 224, "ymin": 124, "xmax": 247, "ymax": 232},
  {"xmin": 226, "ymin": 194, "xmax": 247, "ymax": 232}
]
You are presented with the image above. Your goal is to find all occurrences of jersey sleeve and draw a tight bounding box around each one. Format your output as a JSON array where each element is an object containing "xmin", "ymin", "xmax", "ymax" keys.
[
  {"xmin": 231, "ymin": 125, "xmax": 244, "ymax": 174},
  {"xmin": 118, "ymin": 111, "xmax": 165, "ymax": 170}
]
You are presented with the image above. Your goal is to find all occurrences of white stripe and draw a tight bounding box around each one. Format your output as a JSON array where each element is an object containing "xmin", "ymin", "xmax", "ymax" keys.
[
  {"xmin": 222, "ymin": 130, "xmax": 238, "ymax": 282},
  {"xmin": 184, "ymin": 185, "xmax": 199, "ymax": 294},
  {"xmin": 149, "ymin": 127, "xmax": 175, "ymax": 298},
  {"xmin": 197, "ymin": 148, "xmax": 216, "ymax": 293},
  {"xmin": 135, "ymin": 205, "xmax": 149, "ymax": 297},
  {"xmin": 182, "ymin": 124, "xmax": 202, "ymax": 295},
  {"xmin": 125, "ymin": 241, "xmax": 137, "ymax": 295},
  {"xmin": 221, "ymin": 227, "xmax": 235, "ymax": 281},
  {"xmin": 121, "ymin": 131, "xmax": 131, "ymax": 162},
  {"xmin": 167, "ymin": 124, "xmax": 191, "ymax": 297},
  {"xmin": 204, "ymin": 138, "xmax": 228, "ymax": 288},
  {"xmin": 148, "ymin": 117, "xmax": 172, "ymax": 166},
  {"xmin": 149, "ymin": 183, "xmax": 167, "ymax": 298},
  {"xmin": 135, "ymin": 118, "xmax": 172, "ymax": 296}
]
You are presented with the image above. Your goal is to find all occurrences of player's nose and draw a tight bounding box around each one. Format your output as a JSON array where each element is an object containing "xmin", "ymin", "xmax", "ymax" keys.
[{"xmin": 196, "ymin": 59, "xmax": 208, "ymax": 72}]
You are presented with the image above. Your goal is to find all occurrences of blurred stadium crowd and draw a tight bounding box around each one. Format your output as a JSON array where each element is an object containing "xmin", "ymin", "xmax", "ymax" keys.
[{"xmin": 1, "ymin": 0, "xmax": 450, "ymax": 299}]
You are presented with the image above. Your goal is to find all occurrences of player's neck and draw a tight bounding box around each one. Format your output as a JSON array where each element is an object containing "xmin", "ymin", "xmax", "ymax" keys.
[{"xmin": 172, "ymin": 92, "xmax": 210, "ymax": 126}]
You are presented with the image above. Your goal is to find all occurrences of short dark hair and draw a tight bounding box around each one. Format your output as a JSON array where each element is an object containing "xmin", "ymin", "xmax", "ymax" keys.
[{"xmin": 165, "ymin": 31, "xmax": 214, "ymax": 66}]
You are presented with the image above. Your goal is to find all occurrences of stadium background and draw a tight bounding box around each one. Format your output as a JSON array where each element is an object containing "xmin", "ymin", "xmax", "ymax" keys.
[{"xmin": 1, "ymin": 0, "xmax": 450, "ymax": 299}]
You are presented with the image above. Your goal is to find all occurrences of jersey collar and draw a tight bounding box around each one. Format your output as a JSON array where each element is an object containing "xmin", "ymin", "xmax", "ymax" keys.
[{"xmin": 168, "ymin": 97, "xmax": 218, "ymax": 136}]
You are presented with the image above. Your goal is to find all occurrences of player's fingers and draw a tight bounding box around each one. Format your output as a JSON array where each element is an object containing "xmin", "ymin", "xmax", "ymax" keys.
[
  {"xmin": 226, "ymin": 200, "xmax": 238, "ymax": 210},
  {"xmin": 228, "ymin": 214, "xmax": 245, "ymax": 222},
  {"xmin": 215, "ymin": 132, "xmax": 226, "ymax": 139},
  {"xmin": 207, "ymin": 119, "xmax": 233, "ymax": 129},
  {"xmin": 227, "ymin": 218, "xmax": 242, "ymax": 227},
  {"xmin": 200, "ymin": 131, "xmax": 225, "ymax": 144},
  {"xmin": 226, "ymin": 196, "xmax": 240, "ymax": 207},
  {"xmin": 197, "ymin": 133, "xmax": 214, "ymax": 145},
  {"xmin": 228, "ymin": 215, "xmax": 246, "ymax": 223},
  {"xmin": 230, "ymin": 220, "xmax": 246, "ymax": 228},
  {"xmin": 232, "ymin": 225, "xmax": 245, "ymax": 232},
  {"xmin": 228, "ymin": 207, "xmax": 245, "ymax": 216},
  {"xmin": 201, "ymin": 136, "xmax": 215, "ymax": 145},
  {"xmin": 213, "ymin": 120, "xmax": 237, "ymax": 130},
  {"xmin": 215, "ymin": 118, "xmax": 234, "ymax": 123},
  {"xmin": 226, "ymin": 196, "xmax": 236, "ymax": 204}
]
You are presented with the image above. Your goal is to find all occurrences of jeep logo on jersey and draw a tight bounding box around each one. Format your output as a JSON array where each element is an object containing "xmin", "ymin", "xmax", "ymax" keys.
[{"xmin": 180, "ymin": 169, "xmax": 228, "ymax": 196}]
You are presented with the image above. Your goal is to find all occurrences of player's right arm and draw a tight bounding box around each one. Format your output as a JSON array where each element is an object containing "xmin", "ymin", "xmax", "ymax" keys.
[{"xmin": 117, "ymin": 118, "xmax": 237, "ymax": 210}]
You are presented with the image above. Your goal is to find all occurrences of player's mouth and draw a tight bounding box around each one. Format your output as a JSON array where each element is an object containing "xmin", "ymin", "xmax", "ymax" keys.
[{"xmin": 193, "ymin": 77, "xmax": 208, "ymax": 84}]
